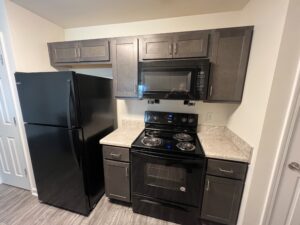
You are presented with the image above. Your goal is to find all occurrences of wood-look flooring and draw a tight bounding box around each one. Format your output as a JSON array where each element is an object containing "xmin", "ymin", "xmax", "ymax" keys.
[{"xmin": 0, "ymin": 184, "xmax": 176, "ymax": 225}]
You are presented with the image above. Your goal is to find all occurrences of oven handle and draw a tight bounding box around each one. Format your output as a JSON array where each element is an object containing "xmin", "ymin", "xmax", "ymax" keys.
[{"xmin": 131, "ymin": 150, "xmax": 202, "ymax": 164}]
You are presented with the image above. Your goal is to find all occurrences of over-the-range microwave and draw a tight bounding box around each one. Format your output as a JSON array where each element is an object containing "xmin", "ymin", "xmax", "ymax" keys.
[{"xmin": 138, "ymin": 59, "xmax": 210, "ymax": 100}]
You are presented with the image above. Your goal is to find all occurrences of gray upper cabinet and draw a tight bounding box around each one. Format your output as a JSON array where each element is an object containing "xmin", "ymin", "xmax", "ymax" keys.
[
  {"xmin": 141, "ymin": 36, "xmax": 173, "ymax": 60},
  {"xmin": 48, "ymin": 41, "xmax": 79, "ymax": 64},
  {"xmin": 201, "ymin": 175, "xmax": 244, "ymax": 225},
  {"xmin": 78, "ymin": 39, "xmax": 109, "ymax": 62},
  {"xmin": 173, "ymin": 31, "xmax": 209, "ymax": 58},
  {"xmin": 103, "ymin": 159, "xmax": 130, "ymax": 202},
  {"xmin": 140, "ymin": 31, "xmax": 209, "ymax": 60},
  {"xmin": 48, "ymin": 39, "xmax": 110, "ymax": 66},
  {"xmin": 208, "ymin": 27, "xmax": 253, "ymax": 102},
  {"xmin": 111, "ymin": 37, "xmax": 138, "ymax": 98}
]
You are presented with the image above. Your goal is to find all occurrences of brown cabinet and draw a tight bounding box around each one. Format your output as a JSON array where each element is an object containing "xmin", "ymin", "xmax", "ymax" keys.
[
  {"xmin": 111, "ymin": 37, "xmax": 139, "ymax": 98},
  {"xmin": 48, "ymin": 39, "xmax": 110, "ymax": 66},
  {"xmin": 207, "ymin": 27, "xmax": 253, "ymax": 102},
  {"xmin": 78, "ymin": 39, "xmax": 110, "ymax": 62},
  {"xmin": 103, "ymin": 159, "xmax": 130, "ymax": 202},
  {"xmin": 48, "ymin": 41, "xmax": 79, "ymax": 64},
  {"xmin": 140, "ymin": 31, "xmax": 209, "ymax": 60},
  {"xmin": 102, "ymin": 145, "xmax": 131, "ymax": 203},
  {"xmin": 201, "ymin": 159, "xmax": 248, "ymax": 225}
]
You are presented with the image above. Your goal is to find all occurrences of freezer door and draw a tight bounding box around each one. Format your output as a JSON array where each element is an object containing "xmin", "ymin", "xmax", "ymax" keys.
[
  {"xmin": 25, "ymin": 124, "xmax": 90, "ymax": 215},
  {"xmin": 15, "ymin": 72, "xmax": 79, "ymax": 127}
]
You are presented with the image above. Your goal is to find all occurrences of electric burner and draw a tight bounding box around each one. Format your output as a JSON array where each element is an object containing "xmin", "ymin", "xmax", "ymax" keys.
[
  {"xmin": 176, "ymin": 142, "xmax": 196, "ymax": 152},
  {"xmin": 145, "ymin": 130, "xmax": 160, "ymax": 137},
  {"xmin": 173, "ymin": 133, "xmax": 193, "ymax": 142},
  {"xmin": 141, "ymin": 137, "xmax": 162, "ymax": 147}
]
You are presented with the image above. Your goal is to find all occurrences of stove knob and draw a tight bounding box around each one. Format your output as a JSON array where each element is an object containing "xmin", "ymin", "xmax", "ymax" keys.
[
  {"xmin": 153, "ymin": 115, "xmax": 158, "ymax": 121},
  {"xmin": 181, "ymin": 117, "xmax": 187, "ymax": 123},
  {"xmin": 188, "ymin": 118, "xmax": 195, "ymax": 124}
]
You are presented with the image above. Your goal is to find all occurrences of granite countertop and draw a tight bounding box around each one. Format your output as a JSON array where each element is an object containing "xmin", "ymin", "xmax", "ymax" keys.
[
  {"xmin": 99, "ymin": 120, "xmax": 144, "ymax": 148},
  {"xmin": 99, "ymin": 120, "xmax": 252, "ymax": 163},
  {"xmin": 198, "ymin": 126, "xmax": 253, "ymax": 163}
]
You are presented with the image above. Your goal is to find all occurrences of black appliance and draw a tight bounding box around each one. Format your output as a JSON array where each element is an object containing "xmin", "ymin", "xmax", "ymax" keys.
[
  {"xmin": 138, "ymin": 59, "xmax": 210, "ymax": 100},
  {"xmin": 131, "ymin": 111, "xmax": 206, "ymax": 225},
  {"xmin": 15, "ymin": 71, "xmax": 115, "ymax": 216}
]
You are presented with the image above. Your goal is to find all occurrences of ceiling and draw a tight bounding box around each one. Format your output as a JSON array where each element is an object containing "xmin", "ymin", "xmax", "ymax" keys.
[{"xmin": 11, "ymin": 0, "xmax": 250, "ymax": 28}]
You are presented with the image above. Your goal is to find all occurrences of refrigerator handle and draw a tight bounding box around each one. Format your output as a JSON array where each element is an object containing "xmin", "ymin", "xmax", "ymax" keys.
[
  {"xmin": 67, "ymin": 80, "xmax": 77, "ymax": 129},
  {"xmin": 68, "ymin": 130, "xmax": 81, "ymax": 169}
]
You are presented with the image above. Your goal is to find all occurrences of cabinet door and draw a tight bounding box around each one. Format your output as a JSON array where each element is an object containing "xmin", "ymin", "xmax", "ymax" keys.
[
  {"xmin": 201, "ymin": 175, "xmax": 244, "ymax": 225},
  {"xmin": 173, "ymin": 31, "xmax": 209, "ymax": 58},
  {"xmin": 141, "ymin": 35, "xmax": 173, "ymax": 60},
  {"xmin": 103, "ymin": 159, "xmax": 130, "ymax": 202},
  {"xmin": 78, "ymin": 39, "xmax": 110, "ymax": 62},
  {"xmin": 112, "ymin": 37, "xmax": 138, "ymax": 98},
  {"xmin": 48, "ymin": 41, "xmax": 79, "ymax": 64},
  {"xmin": 208, "ymin": 27, "xmax": 253, "ymax": 102}
]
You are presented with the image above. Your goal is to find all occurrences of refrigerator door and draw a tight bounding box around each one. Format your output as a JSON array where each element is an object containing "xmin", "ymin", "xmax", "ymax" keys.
[
  {"xmin": 15, "ymin": 72, "xmax": 79, "ymax": 128},
  {"xmin": 25, "ymin": 124, "xmax": 90, "ymax": 215}
]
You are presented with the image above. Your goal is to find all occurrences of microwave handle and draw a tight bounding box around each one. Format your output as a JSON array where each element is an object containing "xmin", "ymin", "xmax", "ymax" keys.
[{"xmin": 132, "ymin": 150, "xmax": 201, "ymax": 164}]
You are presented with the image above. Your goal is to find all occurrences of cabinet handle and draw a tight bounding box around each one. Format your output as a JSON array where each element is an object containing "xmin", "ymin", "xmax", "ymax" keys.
[
  {"xmin": 125, "ymin": 167, "xmax": 129, "ymax": 177},
  {"xmin": 174, "ymin": 42, "xmax": 178, "ymax": 54},
  {"xmin": 219, "ymin": 168, "xmax": 234, "ymax": 174},
  {"xmin": 206, "ymin": 179, "xmax": 210, "ymax": 191},
  {"xmin": 169, "ymin": 43, "xmax": 173, "ymax": 55},
  {"xmin": 110, "ymin": 153, "xmax": 121, "ymax": 159},
  {"xmin": 76, "ymin": 48, "xmax": 81, "ymax": 58},
  {"xmin": 209, "ymin": 86, "xmax": 213, "ymax": 97}
]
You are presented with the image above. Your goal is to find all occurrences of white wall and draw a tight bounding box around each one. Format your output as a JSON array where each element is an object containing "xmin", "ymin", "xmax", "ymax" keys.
[
  {"xmin": 1, "ymin": 0, "xmax": 65, "ymax": 193},
  {"xmin": 65, "ymin": 0, "xmax": 291, "ymax": 224},
  {"xmin": 5, "ymin": 0, "xmax": 65, "ymax": 72}
]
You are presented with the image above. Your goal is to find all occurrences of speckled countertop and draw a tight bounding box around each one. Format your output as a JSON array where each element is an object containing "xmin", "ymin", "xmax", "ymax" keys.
[
  {"xmin": 99, "ymin": 120, "xmax": 144, "ymax": 148},
  {"xmin": 198, "ymin": 126, "xmax": 253, "ymax": 163},
  {"xmin": 99, "ymin": 120, "xmax": 253, "ymax": 163}
]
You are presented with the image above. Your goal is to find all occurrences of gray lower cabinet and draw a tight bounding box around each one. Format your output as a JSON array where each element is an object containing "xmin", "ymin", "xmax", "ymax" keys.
[
  {"xmin": 111, "ymin": 37, "xmax": 139, "ymax": 98},
  {"xmin": 48, "ymin": 41, "xmax": 79, "ymax": 64},
  {"xmin": 201, "ymin": 175, "xmax": 244, "ymax": 225},
  {"xmin": 102, "ymin": 145, "xmax": 131, "ymax": 203},
  {"xmin": 208, "ymin": 27, "xmax": 253, "ymax": 102},
  {"xmin": 103, "ymin": 159, "xmax": 130, "ymax": 202}
]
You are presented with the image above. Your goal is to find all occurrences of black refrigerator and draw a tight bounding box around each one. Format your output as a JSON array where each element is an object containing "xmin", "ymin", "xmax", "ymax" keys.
[{"xmin": 15, "ymin": 71, "xmax": 116, "ymax": 215}]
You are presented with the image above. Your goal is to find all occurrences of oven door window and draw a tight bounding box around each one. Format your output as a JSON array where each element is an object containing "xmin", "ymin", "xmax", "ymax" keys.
[
  {"xmin": 142, "ymin": 70, "xmax": 192, "ymax": 92},
  {"xmin": 145, "ymin": 163, "xmax": 186, "ymax": 191}
]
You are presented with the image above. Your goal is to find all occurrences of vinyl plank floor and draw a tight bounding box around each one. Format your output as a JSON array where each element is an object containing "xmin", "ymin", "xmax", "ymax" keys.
[{"xmin": 0, "ymin": 184, "xmax": 177, "ymax": 225}]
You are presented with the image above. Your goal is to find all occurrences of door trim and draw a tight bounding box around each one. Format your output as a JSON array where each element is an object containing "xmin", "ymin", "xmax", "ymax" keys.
[
  {"xmin": 262, "ymin": 58, "xmax": 300, "ymax": 225},
  {"xmin": 0, "ymin": 33, "xmax": 33, "ymax": 191}
]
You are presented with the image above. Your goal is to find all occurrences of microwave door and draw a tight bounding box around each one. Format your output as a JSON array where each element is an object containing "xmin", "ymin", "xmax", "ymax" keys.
[{"xmin": 141, "ymin": 68, "xmax": 194, "ymax": 99}]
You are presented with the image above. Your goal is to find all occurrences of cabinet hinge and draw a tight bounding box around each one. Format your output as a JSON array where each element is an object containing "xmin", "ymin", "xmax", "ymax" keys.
[
  {"xmin": 0, "ymin": 54, "xmax": 4, "ymax": 66},
  {"xmin": 13, "ymin": 117, "xmax": 17, "ymax": 126},
  {"xmin": 24, "ymin": 168, "xmax": 28, "ymax": 177}
]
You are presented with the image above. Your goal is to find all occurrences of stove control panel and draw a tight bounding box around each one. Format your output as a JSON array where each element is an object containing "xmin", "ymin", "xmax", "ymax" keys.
[{"xmin": 145, "ymin": 111, "xmax": 198, "ymax": 126}]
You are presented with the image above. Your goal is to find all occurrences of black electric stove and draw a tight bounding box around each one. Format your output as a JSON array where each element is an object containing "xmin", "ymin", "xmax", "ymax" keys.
[
  {"xmin": 131, "ymin": 111, "xmax": 206, "ymax": 225},
  {"xmin": 132, "ymin": 111, "xmax": 205, "ymax": 157}
]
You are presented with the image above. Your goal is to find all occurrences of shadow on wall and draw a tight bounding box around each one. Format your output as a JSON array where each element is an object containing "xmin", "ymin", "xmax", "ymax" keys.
[{"xmin": 120, "ymin": 99, "xmax": 239, "ymax": 126}]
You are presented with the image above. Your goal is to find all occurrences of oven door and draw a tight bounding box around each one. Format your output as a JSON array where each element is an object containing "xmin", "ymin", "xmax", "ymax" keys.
[
  {"xmin": 139, "ymin": 67, "xmax": 198, "ymax": 100},
  {"xmin": 131, "ymin": 149, "xmax": 206, "ymax": 207}
]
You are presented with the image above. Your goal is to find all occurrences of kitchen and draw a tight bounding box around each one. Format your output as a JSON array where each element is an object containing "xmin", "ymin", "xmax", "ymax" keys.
[{"xmin": 0, "ymin": 0, "xmax": 299, "ymax": 225}]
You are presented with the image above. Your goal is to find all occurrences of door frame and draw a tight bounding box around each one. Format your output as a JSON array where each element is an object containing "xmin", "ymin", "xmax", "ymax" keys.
[
  {"xmin": 0, "ymin": 32, "xmax": 35, "ymax": 192},
  {"xmin": 262, "ymin": 58, "xmax": 300, "ymax": 224}
]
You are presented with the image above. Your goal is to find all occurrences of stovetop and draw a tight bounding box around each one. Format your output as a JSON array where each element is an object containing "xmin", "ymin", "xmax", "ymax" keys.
[{"xmin": 131, "ymin": 128, "xmax": 205, "ymax": 157}]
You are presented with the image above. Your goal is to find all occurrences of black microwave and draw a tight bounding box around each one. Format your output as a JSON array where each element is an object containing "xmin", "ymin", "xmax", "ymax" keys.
[{"xmin": 138, "ymin": 59, "xmax": 210, "ymax": 100}]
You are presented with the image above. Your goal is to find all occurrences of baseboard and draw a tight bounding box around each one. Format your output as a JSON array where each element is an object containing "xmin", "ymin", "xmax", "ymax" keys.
[{"xmin": 31, "ymin": 188, "xmax": 38, "ymax": 197}]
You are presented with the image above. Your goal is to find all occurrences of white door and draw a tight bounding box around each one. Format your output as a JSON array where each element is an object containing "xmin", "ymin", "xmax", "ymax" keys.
[
  {"xmin": 269, "ymin": 98, "xmax": 300, "ymax": 225},
  {"xmin": 0, "ymin": 38, "xmax": 30, "ymax": 189}
]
